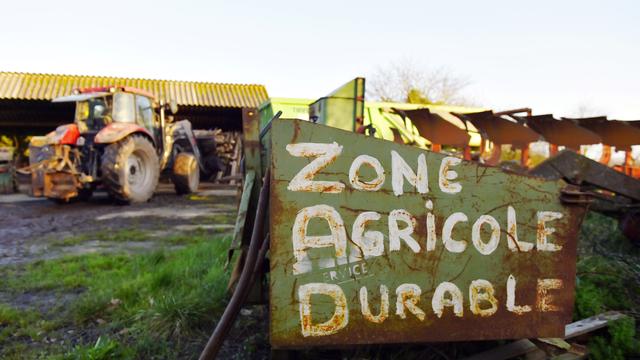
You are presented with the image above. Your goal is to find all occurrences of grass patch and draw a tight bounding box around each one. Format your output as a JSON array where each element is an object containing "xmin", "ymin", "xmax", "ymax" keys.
[
  {"xmin": 201, "ymin": 213, "xmax": 237, "ymax": 225},
  {"xmin": 2, "ymin": 253, "xmax": 132, "ymax": 291},
  {"xmin": 60, "ymin": 336, "xmax": 134, "ymax": 360},
  {"xmin": 163, "ymin": 228, "xmax": 232, "ymax": 245},
  {"xmin": 163, "ymin": 229, "xmax": 211, "ymax": 245},
  {"xmin": 103, "ymin": 229, "xmax": 149, "ymax": 242},
  {"xmin": 0, "ymin": 303, "xmax": 62, "ymax": 350},
  {"xmin": 51, "ymin": 229, "xmax": 151, "ymax": 247},
  {"xmin": 50, "ymin": 227, "xmax": 232, "ymax": 249},
  {"xmin": 0, "ymin": 235, "xmax": 233, "ymax": 358},
  {"xmin": 588, "ymin": 317, "xmax": 640, "ymax": 360}
]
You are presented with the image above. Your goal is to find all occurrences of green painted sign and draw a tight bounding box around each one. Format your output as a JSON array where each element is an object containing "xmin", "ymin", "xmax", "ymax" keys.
[{"xmin": 269, "ymin": 119, "xmax": 585, "ymax": 348}]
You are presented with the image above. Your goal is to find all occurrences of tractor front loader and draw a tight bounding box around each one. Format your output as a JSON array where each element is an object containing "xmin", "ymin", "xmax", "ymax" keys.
[{"xmin": 28, "ymin": 86, "xmax": 213, "ymax": 204}]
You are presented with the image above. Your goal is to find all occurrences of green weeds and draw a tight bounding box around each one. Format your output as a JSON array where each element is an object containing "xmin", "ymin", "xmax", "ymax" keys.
[
  {"xmin": 60, "ymin": 336, "xmax": 133, "ymax": 360},
  {"xmin": 575, "ymin": 212, "xmax": 640, "ymax": 359},
  {"xmin": 51, "ymin": 229, "xmax": 150, "ymax": 246},
  {"xmin": 0, "ymin": 235, "xmax": 232, "ymax": 358}
]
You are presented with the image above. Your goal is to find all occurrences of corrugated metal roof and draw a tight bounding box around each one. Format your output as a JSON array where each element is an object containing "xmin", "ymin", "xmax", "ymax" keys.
[{"xmin": 0, "ymin": 72, "xmax": 268, "ymax": 108}]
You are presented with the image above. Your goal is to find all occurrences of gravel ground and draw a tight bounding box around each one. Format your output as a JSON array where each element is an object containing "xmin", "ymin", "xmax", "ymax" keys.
[{"xmin": 0, "ymin": 182, "xmax": 239, "ymax": 265}]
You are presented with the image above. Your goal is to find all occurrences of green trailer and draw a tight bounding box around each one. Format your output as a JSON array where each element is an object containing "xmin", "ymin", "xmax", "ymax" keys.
[{"xmin": 258, "ymin": 79, "xmax": 485, "ymax": 150}]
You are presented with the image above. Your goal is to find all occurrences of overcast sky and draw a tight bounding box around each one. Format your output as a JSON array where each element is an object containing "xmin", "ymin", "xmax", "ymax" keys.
[{"xmin": 1, "ymin": 0, "xmax": 638, "ymax": 119}]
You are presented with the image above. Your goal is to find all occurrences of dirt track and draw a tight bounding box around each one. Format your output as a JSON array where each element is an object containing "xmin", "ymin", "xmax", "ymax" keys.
[{"xmin": 0, "ymin": 182, "xmax": 239, "ymax": 265}]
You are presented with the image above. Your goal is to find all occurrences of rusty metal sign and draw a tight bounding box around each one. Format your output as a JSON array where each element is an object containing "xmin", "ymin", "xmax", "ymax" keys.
[{"xmin": 268, "ymin": 118, "xmax": 585, "ymax": 348}]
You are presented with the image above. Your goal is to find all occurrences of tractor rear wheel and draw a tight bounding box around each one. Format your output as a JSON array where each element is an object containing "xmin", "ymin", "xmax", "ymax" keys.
[
  {"xmin": 101, "ymin": 135, "xmax": 159, "ymax": 204},
  {"xmin": 171, "ymin": 152, "xmax": 199, "ymax": 195}
]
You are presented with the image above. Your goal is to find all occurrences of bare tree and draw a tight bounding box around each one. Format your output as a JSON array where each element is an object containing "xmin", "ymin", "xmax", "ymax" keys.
[
  {"xmin": 368, "ymin": 59, "xmax": 472, "ymax": 106},
  {"xmin": 572, "ymin": 103, "xmax": 605, "ymax": 118}
]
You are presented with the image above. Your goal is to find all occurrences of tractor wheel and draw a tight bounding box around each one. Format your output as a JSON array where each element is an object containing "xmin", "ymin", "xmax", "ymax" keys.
[
  {"xmin": 101, "ymin": 135, "xmax": 159, "ymax": 204},
  {"xmin": 171, "ymin": 153, "xmax": 199, "ymax": 195}
]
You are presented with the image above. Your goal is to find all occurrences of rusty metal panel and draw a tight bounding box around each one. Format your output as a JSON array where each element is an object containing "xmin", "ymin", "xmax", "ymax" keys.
[
  {"xmin": 242, "ymin": 108, "xmax": 262, "ymax": 175},
  {"xmin": 518, "ymin": 115, "xmax": 601, "ymax": 149},
  {"xmin": 530, "ymin": 150, "xmax": 640, "ymax": 201},
  {"xmin": 269, "ymin": 119, "xmax": 585, "ymax": 348},
  {"xmin": 563, "ymin": 117, "xmax": 640, "ymax": 151},
  {"xmin": 43, "ymin": 172, "xmax": 78, "ymax": 200},
  {"xmin": 397, "ymin": 108, "xmax": 470, "ymax": 147},
  {"xmin": 455, "ymin": 111, "xmax": 540, "ymax": 148}
]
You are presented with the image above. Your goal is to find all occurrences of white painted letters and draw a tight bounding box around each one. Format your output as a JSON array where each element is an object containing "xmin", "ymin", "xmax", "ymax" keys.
[
  {"xmin": 287, "ymin": 142, "xmax": 345, "ymax": 193},
  {"xmin": 349, "ymin": 154, "xmax": 385, "ymax": 191},
  {"xmin": 443, "ymin": 212, "xmax": 468, "ymax": 253},
  {"xmin": 292, "ymin": 205, "xmax": 347, "ymax": 275},
  {"xmin": 472, "ymin": 215, "xmax": 501, "ymax": 255},
  {"xmin": 469, "ymin": 279, "xmax": 498, "ymax": 317},
  {"xmin": 360, "ymin": 285, "xmax": 389, "ymax": 323},
  {"xmin": 351, "ymin": 211, "xmax": 384, "ymax": 260},
  {"xmin": 388, "ymin": 209, "xmax": 421, "ymax": 253},
  {"xmin": 438, "ymin": 156, "xmax": 462, "ymax": 194},
  {"xmin": 507, "ymin": 274, "xmax": 532, "ymax": 315},
  {"xmin": 391, "ymin": 150, "xmax": 428, "ymax": 196},
  {"xmin": 395, "ymin": 284, "xmax": 426, "ymax": 320},
  {"xmin": 299, "ymin": 283, "xmax": 348, "ymax": 337},
  {"xmin": 432, "ymin": 282, "xmax": 464, "ymax": 318},
  {"xmin": 537, "ymin": 211, "xmax": 563, "ymax": 251}
]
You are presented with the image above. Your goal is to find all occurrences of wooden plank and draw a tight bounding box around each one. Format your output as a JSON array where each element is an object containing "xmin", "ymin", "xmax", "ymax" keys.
[
  {"xmin": 537, "ymin": 337, "xmax": 571, "ymax": 350},
  {"xmin": 552, "ymin": 352, "xmax": 587, "ymax": 360},
  {"xmin": 564, "ymin": 311, "xmax": 625, "ymax": 339}
]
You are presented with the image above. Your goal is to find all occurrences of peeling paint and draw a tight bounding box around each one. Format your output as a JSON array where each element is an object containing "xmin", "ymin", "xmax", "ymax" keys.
[
  {"xmin": 395, "ymin": 284, "xmax": 426, "ymax": 321},
  {"xmin": 349, "ymin": 154, "xmax": 385, "ymax": 191},
  {"xmin": 299, "ymin": 283, "xmax": 349, "ymax": 337},
  {"xmin": 360, "ymin": 285, "xmax": 389, "ymax": 323}
]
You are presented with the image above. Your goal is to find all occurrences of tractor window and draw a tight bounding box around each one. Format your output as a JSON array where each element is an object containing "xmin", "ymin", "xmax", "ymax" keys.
[
  {"xmin": 112, "ymin": 93, "xmax": 136, "ymax": 123},
  {"xmin": 75, "ymin": 101, "xmax": 89, "ymax": 122},
  {"xmin": 74, "ymin": 98, "xmax": 110, "ymax": 132},
  {"xmin": 135, "ymin": 95, "xmax": 153, "ymax": 130}
]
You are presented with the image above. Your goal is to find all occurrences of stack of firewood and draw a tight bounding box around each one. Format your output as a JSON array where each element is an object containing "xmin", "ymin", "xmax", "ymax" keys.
[
  {"xmin": 216, "ymin": 130, "xmax": 242, "ymax": 183},
  {"xmin": 213, "ymin": 130, "xmax": 241, "ymax": 163}
]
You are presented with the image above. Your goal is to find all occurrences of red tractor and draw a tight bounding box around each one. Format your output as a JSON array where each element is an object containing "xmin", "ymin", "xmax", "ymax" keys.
[{"xmin": 29, "ymin": 86, "xmax": 211, "ymax": 204}]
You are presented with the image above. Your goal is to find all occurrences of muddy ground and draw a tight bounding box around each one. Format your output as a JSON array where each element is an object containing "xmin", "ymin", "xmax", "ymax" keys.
[
  {"xmin": 0, "ymin": 182, "xmax": 239, "ymax": 266},
  {"xmin": 0, "ymin": 181, "xmax": 273, "ymax": 359}
]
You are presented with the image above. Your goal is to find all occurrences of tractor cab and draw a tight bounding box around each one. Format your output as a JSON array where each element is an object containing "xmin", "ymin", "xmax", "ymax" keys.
[{"xmin": 53, "ymin": 86, "xmax": 158, "ymax": 140}]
